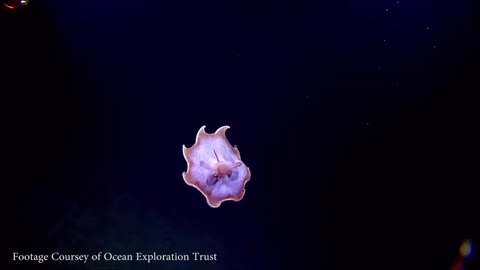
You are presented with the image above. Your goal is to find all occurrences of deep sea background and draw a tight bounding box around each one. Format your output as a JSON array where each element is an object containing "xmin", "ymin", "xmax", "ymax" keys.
[{"xmin": 3, "ymin": 0, "xmax": 479, "ymax": 270}]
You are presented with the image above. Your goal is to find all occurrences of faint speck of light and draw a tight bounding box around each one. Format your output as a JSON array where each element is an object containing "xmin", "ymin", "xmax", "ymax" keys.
[
  {"xmin": 460, "ymin": 239, "xmax": 474, "ymax": 258},
  {"xmin": 386, "ymin": 8, "xmax": 389, "ymax": 12},
  {"xmin": 451, "ymin": 259, "xmax": 463, "ymax": 270},
  {"xmin": 426, "ymin": 26, "xmax": 430, "ymax": 30}
]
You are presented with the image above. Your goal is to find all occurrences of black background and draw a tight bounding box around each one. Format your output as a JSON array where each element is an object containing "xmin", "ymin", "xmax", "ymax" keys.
[{"xmin": 3, "ymin": 0, "xmax": 479, "ymax": 269}]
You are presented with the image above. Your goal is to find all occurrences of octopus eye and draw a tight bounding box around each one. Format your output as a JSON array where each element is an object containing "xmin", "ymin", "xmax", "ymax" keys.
[
  {"xmin": 206, "ymin": 174, "xmax": 219, "ymax": 186},
  {"xmin": 226, "ymin": 170, "xmax": 232, "ymax": 177}
]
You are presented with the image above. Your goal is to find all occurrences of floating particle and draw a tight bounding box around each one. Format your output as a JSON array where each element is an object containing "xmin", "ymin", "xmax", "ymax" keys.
[{"xmin": 460, "ymin": 239, "xmax": 474, "ymax": 259}]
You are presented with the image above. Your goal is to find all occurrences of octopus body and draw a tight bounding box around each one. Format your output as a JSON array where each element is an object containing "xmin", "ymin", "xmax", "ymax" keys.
[{"xmin": 182, "ymin": 126, "xmax": 251, "ymax": 208}]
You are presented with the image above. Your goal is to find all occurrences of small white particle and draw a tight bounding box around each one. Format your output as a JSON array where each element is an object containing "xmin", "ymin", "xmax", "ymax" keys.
[
  {"xmin": 396, "ymin": 1, "xmax": 400, "ymax": 4},
  {"xmin": 426, "ymin": 26, "xmax": 430, "ymax": 30},
  {"xmin": 383, "ymin": 39, "xmax": 386, "ymax": 42},
  {"xmin": 386, "ymin": 8, "xmax": 389, "ymax": 12},
  {"xmin": 433, "ymin": 45, "xmax": 437, "ymax": 49}
]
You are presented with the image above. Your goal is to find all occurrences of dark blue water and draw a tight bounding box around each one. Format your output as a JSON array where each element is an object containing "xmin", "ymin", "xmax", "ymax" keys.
[{"xmin": 3, "ymin": 1, "xmax": 478, "ymax": 269}]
